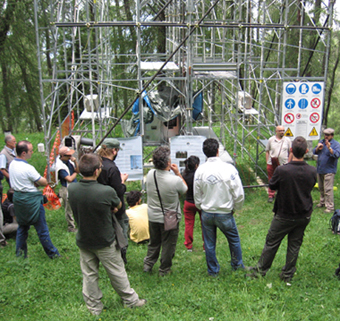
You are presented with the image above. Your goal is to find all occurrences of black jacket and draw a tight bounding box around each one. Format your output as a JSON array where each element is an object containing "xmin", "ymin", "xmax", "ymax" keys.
[
  {"xmin": 269, "ymin": 161, "xmax": 317, "ymax": 219},
  {"xmin": 97, "ymin": 157, "xmax": 126, "ymax": 219}
]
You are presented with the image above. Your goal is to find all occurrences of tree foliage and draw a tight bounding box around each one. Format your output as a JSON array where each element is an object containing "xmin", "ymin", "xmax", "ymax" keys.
[
  {"xmin": 0, "ymin": 0, "xmax": 340, "ymax": 133},
  {"xmin": 0, "ymin": 0, "xmax": 42, "ymax": 132}
]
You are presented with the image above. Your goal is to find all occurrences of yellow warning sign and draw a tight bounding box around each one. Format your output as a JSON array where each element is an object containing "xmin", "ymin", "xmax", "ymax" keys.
[
  {"xmin": 284, "ymin": 128, "xmax": 294, "ymax": 137},
  {"xmin": 309, "ymin": 127, "xmax": 318, "ymax": 136}
]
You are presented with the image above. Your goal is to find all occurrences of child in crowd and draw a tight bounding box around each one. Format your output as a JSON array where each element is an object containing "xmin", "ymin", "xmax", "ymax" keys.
[{"xmin": 126, "ymin": 191, "xmax": 149, "ymax": 243}]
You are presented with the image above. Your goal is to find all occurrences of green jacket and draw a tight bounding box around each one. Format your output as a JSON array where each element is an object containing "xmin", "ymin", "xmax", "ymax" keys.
[
  {"xmin": 13, "ymin": 191, "xmax": 44, "ymax": 225},
  {"xmin": 68, "ymin": 179, "xmax": 121, "ymax": 249}
]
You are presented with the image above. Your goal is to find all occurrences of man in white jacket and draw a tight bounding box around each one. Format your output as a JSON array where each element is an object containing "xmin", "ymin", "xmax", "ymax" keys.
[
  {"xmin": 56, "ymin": 146, "xmax": 79, "ymax": 232},
  {"xmin": 194, "ymin": 138, "xmax": 245, "ymax": 276}
]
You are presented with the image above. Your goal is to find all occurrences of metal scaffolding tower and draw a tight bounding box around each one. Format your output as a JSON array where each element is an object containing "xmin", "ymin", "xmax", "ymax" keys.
[{"xmin": 34, "ymin": 0, "xmax": 333, "ymax": 180}]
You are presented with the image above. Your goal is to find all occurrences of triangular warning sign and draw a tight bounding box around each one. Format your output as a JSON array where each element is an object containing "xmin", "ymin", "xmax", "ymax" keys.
[
  {"xmin": 284, "ymin": 128, "xmax": 294, "ymax": 137},
  {"xmin": 309, "ymin": 127, "xmax": 318, "ymax": 136}
]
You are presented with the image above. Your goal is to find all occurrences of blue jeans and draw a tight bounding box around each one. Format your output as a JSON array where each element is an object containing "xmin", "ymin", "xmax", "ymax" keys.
[
  {"xmin": 201, "ymin": 211, "xmax": 244, "ymax": 275},
  {"xmin": 16, "ymin": 204, "xmax": 60, "ymax": 259}
]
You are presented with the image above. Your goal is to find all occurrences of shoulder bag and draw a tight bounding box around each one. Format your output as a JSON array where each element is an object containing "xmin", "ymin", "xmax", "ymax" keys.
[{"xmin": 271, "ymin": 139, "xmax": 284, "ymax": 169}]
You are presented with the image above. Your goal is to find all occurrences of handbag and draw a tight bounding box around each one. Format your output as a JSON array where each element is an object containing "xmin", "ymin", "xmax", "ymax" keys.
[
  {"xmin": 271, "ymin": 157, "xmax": 280, "ymax": 168},
  {"xmin": 153, "ymin": 170, "xmax": 179, "ymax": 231}
]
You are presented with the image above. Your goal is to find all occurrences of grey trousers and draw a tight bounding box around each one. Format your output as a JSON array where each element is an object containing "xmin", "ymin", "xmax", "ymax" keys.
[
  {"xmin": 317, "ymin": 173, "xmax": 335, "ymax": 211},
  {"xmin": 143, "ymin": 221, "xmax": 179, "ymax": 274},
  {"xmin": 117, "ymin": 213, "xmax": 129, "ymax": 263},
  {"xmin": 79, "ymin": 241, "xmax": 139, "ymax": 315},
  {"xmin": 257, "ymin": 215, "xmax": 310, "ymax": 280},
  {"xmin": 59, "ymin": 186, "xmax": 75, "ymax": 230},
  {"xmin": 0, "ymin": 206, "xmax": 6, "ymax": 244},
  {"xmin": 117, "ymin": 213, "xmax": 129, "ymax": 242},
  {"xmin": 0, "ymin": 185, "xmax": 4, "ymax": 244},
  {"xmin": 2, "ymin": 220, "xmax": 18, "ymax": 235},
  {"xmin": 0, "ymin": 186, "xmax": 17, "ymax": 243}
]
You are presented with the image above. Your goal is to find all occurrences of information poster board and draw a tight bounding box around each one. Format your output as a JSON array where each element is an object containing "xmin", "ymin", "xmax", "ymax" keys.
[
  {"xmin": 115, "ymin": 136, "xmax": 143, "ymax": 181},
  {"xmin": 170, "ymin": 136, "xmax": 207, "ymax": 173},
  {"xmin": 281, "ymin": 82, "xmax": 324, "ymax": 140}
]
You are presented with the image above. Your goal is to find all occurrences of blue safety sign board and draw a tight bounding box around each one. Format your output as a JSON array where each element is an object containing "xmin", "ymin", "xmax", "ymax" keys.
[
  {"xmin": 281, "ymin": 82, "xmax": 323, "ymax": 140},
  {"xmin": 285, "ymin": 83, "xmax": 296, "ymax": 95}
]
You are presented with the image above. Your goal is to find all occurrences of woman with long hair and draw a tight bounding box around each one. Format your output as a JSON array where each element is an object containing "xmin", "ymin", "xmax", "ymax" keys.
[{"xmin": 182, "ymin": 155, "xmax": 204, "ymax": 252}]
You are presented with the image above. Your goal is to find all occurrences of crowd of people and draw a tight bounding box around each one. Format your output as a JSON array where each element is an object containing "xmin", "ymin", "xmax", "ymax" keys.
[{"xmin": 0, "ymin": 128, "xmax": 339, "ymax": 316}]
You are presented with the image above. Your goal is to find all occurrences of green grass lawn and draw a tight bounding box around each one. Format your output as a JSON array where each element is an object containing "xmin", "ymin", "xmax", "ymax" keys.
[
  {"xmin": 1, "ymin": 134, "xmax": 340, "ymax": 320},
  {"xmin": 2, "ymin": 185, "xmax": 340, "ymax": 320}
]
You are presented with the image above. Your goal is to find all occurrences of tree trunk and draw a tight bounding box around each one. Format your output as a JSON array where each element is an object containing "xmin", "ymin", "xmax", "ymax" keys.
[
  {"xmin": 123, "ymin": 0, "xmax": 136, "ymax": 42},
  {"xmin": 0, "ymin": 0, "xmax": 18, "ymax": 56},
  {"xmin": 20, "ymin": 65, "xmax": 42, "ymax": 131},
  {"xmin": 157, "ymin": 11, "xmax": 166, "ymax": 55},
  {"xmin": 1, "ymin": 62, "xmax": 11, "ymax": 131},
  {"xmin": 324, "ymin": 37, "xmax": 340, "ymax": 127},
  {"xmin": 304, "ymin": 0, "xmax": 322, "ymax": 77},
  {"xmin": 41, "ymin": 0, "xmax": 53, "ymax": 77},
  {"xmin": 115, "ymin": 0, "xmax": 128, "ymax": 116}
]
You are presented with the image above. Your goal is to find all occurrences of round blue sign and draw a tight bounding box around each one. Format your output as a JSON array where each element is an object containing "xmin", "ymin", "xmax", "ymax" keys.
[
  {"xmin": 298, "ymin": 98, "xmax": 308, "ymax": 109},
  {"xmin": 284, "ymin": 99, "xmax": 295, "ymax": 109},
  {"xmin": 299, "ymin": 83, "xmax": 309, "ymax": 94},
  {"xmin": 286, "ymin": 83, "xmax": 296, "ymax": 95},
  {"xmin": 311, "ymin": 83, "xmax": 322, "ymax": 95}
]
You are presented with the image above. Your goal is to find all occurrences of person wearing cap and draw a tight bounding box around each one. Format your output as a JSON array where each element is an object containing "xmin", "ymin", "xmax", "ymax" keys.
[
  {"xmin": 55, "ymin": 146, "xmax": 79, "ymax": 232},
  {"xmin": 313, "ymin": 128, "xmax": 340, "ymax": 213},
  {"xmin": 97, "ymin": 138, "xmax": 129, "ymax": 264}
]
